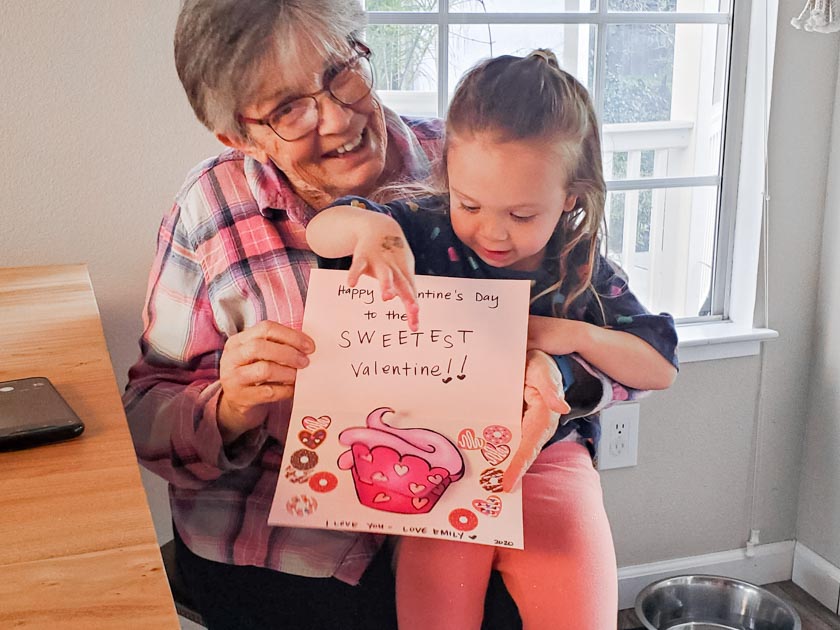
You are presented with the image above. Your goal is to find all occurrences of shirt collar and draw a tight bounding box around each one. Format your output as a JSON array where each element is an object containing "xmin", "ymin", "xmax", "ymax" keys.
[{"xmin": 243, "ymin": 106, "xmax": 435, "ymax": 224}]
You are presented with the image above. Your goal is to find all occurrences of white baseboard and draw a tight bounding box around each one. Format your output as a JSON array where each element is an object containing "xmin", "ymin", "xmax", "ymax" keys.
[
  {"xmin": 792, "ymin": 541, "xmax": 840, "ymax": 613},
  {"xmin": 617, "ymin": 540, "xmax": 795, "ymax": 610}
]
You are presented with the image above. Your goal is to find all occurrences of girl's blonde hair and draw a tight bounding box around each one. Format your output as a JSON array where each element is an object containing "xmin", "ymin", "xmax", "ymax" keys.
[{"xmin": 381, "ymin": 49, "xmax": 606, "ymax": 317}]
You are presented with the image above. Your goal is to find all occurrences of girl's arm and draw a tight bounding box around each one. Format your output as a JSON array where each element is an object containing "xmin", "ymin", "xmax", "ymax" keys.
[
  {"xmin": 307, "ymin": 205, "xmax": 420, "ymax": 329},
  {"xmin": 528, "ymin": 315, "xmax": 677, "ymax": 391}
]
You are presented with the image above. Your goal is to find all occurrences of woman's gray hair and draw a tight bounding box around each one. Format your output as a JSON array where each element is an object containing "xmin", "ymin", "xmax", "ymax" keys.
[{"xmin": 175, "ymin": 0, "xmax": 367, "ymax": 141}]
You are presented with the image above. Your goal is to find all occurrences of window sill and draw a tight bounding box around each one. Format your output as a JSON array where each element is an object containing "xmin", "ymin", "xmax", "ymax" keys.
[{"xmin": 677, "ymin": 321, "xmax": 778, "ymax": 363}]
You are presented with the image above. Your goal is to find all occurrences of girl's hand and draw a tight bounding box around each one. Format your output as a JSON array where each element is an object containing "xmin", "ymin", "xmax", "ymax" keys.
[
  {"xmin": 347, "ymin": 223, "xmax": 420, "ymax": 331},
  {"xmin": 307, "ymin": 205, "xmax": 420, "ymax": 331},
  {"xmin": 503, "ymin": 350, "xmax": 570, "ymax": 492}
]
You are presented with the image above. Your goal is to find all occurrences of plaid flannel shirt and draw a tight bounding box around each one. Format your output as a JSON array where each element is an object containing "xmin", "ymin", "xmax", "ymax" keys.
[{"xmin": 124, "ymin": 110, "xmax": 442, "ymax": 583}]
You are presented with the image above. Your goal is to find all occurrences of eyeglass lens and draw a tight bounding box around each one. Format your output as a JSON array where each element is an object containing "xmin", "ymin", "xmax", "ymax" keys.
[{"xmin": 270, "ymin": 56, "xmax": 372, "ymax": 141}]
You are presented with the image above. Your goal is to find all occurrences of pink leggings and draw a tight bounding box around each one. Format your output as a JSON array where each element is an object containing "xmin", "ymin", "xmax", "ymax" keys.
[{"xmin": 395, "ymin": 442, "xmax": 617, "ymax": 630}]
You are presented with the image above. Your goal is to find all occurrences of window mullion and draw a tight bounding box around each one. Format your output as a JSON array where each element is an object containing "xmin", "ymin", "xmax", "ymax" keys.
[
  {"xmin": 438, "ymin": 2, "xmax": 448, "ymax": 116},
  {"xmin": 593, "ymin": 0, "xmax": 608, "ymax": 123},
  {"xmin": 606, "ymin": 175, "xmax": 720, "ymax": 192},
  {"xmin": 365, "ymin": 12, "xmax": 730, "ymax": 25}
]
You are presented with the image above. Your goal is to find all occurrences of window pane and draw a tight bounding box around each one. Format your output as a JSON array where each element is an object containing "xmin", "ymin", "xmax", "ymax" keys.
[
  {"xmin": 366, "ymin": 24, "xmax": 438, "ymax": 117},
  {"xmin": 448, "ymin": 24, "xmax": 595, "ymax": 97},
  {"xmin": 602, "ymin": 23, "xmax": 728, "ymax": 179},
  {"xmin": 450, "ymin": 0, "xmax": 595, "ymax": 11},
  {"xmin": 363, "ymin": 0, "xmax": 439, "ymax": 11},
  {"xmin": 604, "ymin": 185, "xmax": 717, "ymax": 319},
  {"xmin": 607, "ymin": 0, "xmax": 730, "ymax": 12}
]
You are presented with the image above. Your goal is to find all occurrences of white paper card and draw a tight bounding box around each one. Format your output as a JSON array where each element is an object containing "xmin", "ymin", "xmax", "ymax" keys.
[{"xmin": 268, "ymin": 269, "xmax": 530, "ymax": 548}]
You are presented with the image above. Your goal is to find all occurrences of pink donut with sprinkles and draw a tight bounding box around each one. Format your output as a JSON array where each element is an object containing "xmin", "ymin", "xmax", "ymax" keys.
[
  {"xmin": 483, "ymin": 425, "xmax": 512, "ymax": 446},
  {"xmin": 286, "ymin": 495, "xmax": 318, "ymax": 517}
]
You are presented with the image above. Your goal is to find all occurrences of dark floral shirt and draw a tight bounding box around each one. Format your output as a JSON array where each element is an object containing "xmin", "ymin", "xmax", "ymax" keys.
[{"xmin": 324, "ymin": 195, "xmax": 679, "ymax": 461}]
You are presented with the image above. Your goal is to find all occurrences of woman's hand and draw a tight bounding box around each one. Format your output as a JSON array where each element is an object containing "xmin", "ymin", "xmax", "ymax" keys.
[
  {"xmin": 217, "ymin": 320, "xmax": 315, "ymax": 444},
  {"xmin": 503, "ymin": 350, "xmax": 570, "ymax": 492},
  {"xmin": 527, "ymin": 315, "xmax": 582, "ymax": 355},
  {"xmin": 347, "ymin": 220, "xmax": 420, "ymax": 331}
]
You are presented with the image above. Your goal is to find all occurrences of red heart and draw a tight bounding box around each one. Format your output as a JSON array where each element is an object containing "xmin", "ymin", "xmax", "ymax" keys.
[{"xmin": 299, "ymin": 429, "xmax": 326, "ymax": 449}]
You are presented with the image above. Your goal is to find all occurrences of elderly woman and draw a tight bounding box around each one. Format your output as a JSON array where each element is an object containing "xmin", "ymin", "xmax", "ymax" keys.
[{"xmin": 124, "ymin": 1, "xmax": 622, "ymax": 628}]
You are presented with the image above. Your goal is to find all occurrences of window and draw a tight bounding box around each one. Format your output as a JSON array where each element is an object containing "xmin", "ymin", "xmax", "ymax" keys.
[{"xmin": 363, "ymin": 0, "xmax": 744, "ymax": 324}]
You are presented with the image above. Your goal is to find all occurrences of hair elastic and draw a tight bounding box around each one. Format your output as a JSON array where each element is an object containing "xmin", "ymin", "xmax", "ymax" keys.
[{"xmin": 528, "ymin": 49, "xmax": 557, "ymax": 66}]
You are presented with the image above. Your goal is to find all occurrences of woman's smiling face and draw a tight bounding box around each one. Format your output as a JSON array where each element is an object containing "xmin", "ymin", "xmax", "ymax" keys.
[{"xmin": 225, "ymin": 40, "xmax": 390, "ymax": 208}]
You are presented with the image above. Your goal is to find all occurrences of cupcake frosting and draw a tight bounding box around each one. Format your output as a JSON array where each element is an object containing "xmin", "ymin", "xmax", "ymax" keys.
[{"xmin": 338, "ymin": 407, "xmax": 464, "ymax": 480}]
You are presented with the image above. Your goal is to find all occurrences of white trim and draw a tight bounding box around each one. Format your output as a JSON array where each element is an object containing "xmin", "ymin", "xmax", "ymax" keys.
[
  {"xmin": 607, "ymin": 175, "xmax": 720, "ymax": 192},
  {"xmin": 602, "ymin": 120, "xmax": 694, "ymax": 152},
  {"xmin": 366, "ymin": 12, "xmax": 731, "ymax": 26},
  {"xmin": 727, "ymin": 1, "xmax": 779, "ymax": 327},
  {"xmin": 618, "ymin": 540, "xmax": 795, "ymax": 611},
  {"xmin": 677, "ymin": 321, "xmax": 778, "ymax": 363},
  {"xmin": 437, "ymin": 3, "xmax": 448, "ymax": 116},
  {"xmin": 792, "ymin": 542, "xmax": 840, "ymax": 613},
  {"xmin": 593, "ymin": 0, "xmax": 607, "ymax": 119}
]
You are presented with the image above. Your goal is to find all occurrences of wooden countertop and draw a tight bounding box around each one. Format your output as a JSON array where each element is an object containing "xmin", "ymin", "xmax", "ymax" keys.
[{"xmin": 0, "ymin": 265, "xmax": 179, "ymax": 628}]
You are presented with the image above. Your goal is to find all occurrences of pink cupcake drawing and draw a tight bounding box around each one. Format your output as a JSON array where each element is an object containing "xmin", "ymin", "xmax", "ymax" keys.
[{"xmin": 337, "ymin": 407, "xmax": 465, "ymax": 515}]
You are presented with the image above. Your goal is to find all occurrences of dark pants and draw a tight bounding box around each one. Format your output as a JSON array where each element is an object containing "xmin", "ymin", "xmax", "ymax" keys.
[{"xmin": 174, "ymin": 527, "xmax": 521, "ymax": 629}]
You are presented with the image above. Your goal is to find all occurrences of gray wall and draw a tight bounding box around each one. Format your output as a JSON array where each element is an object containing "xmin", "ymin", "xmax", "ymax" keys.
[
  {"xmin": 605, "ymin": 1, "xmax": 839, "ymax": 567},
  {"xmin": 1, "ymin": 1, "xmax": 837, "ymax": 566},
  {"xmin": 795, "ymin": 54, "xmax": 840, "ymax": 566}
]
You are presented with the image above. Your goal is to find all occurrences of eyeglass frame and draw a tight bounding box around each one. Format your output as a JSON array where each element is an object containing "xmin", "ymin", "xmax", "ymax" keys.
[{"xmin": 237, "ymin": 41, "xmax": 374, "ymax": 142}]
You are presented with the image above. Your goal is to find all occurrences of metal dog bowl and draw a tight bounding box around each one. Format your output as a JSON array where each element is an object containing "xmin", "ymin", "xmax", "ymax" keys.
[{"xmin": 635, "ymin": 575, "xmax": 801, "ymax": 630}]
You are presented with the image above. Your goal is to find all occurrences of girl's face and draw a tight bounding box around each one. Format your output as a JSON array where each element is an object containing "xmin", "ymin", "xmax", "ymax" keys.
[{"xmin": 447, "ymin": 132, "xmax": 578, "ymax": 272}]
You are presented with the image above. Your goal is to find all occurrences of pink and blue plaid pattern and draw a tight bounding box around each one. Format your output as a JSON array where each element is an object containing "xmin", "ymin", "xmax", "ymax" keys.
[{"xmin": 123, "ymin": 111, "xmax": 443, "ymax": 582}]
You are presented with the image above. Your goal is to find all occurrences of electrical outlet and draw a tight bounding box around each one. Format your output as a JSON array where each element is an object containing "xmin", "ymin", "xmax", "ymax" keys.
[{"xmin": 597, "ymin": 403, "xmax": 639, "ymax": 470}]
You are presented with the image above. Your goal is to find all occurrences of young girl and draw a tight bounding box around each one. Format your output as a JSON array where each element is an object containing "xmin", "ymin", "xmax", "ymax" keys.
[{"xmin": 307, "ymin": 50, "xmax": 678, "ymax": 629}]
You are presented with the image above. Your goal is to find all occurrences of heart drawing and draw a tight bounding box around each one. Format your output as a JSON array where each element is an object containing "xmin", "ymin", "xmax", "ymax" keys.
[
  {"xmin": 457, "ymin": 428, "xmax": 485, "ymax": 450},
  {"xmin": 298, "ymin": 429, "xmax": 326, "ymax": 449},
  {"xmin": 481, "ymin": 442, "xmax": 511, "ymax": 465},
  {"xmin": 472, "ymin": 495, "xmax": 502, "ymax": 517},
  {"xmin": 302, "ymin": 415, "xmax": 332, "ymax": 431}
]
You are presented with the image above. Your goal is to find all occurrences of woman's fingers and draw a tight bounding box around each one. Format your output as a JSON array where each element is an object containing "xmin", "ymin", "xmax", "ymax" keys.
[
  {"xmin": 233, "ymin": 361, "xmax": 299, "ymax": 388},
  {"xmin": 230, "ymin": 334, "xmax": 311, "ymax": 371},
  {"xmin": 503, "ymin": 387, "xmax": 554, "ymax": 493},
  {"xmin": 524, "ymin": 350, "xmax": 570, "ymax": 414},
  {"xmin": 511, "ymin": 386, "xmax": 562, "ymax": 490},
  {"xmin": 217, "ymin": 321, "xmax": 316, "ymax": 438},
  {"xmin": 234, "ymin": 319, "xmax": 315, "ymax": 354}
]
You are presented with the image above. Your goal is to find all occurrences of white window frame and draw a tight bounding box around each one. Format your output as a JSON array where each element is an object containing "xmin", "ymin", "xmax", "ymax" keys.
[{"xmin": 365, "ymin": 1, "xmax": 779, "ymax": 362}]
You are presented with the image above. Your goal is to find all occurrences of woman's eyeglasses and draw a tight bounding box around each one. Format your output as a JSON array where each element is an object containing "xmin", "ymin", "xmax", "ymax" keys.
[{"xmin": 238, "ymin": 42, "xmax": 373, "ymax": 142}]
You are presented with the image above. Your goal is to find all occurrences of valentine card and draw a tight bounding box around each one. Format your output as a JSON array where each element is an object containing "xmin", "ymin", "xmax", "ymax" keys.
[{"xmin": 268, "ymin": 269, "xmax": 529, "ymax": 548}]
